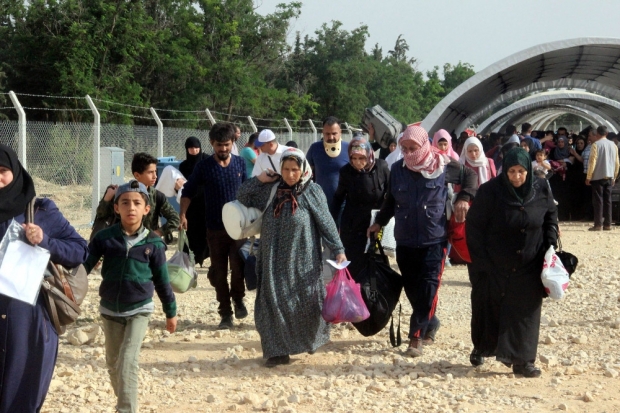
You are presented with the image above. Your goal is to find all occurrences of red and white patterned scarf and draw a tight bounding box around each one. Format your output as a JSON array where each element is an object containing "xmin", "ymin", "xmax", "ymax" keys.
[{"xmin": 401, "ymin": 126, "xmax": 445, "ymax": 178}]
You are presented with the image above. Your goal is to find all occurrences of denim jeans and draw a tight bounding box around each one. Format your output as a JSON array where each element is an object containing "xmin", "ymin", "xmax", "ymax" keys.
[{"xmin": 101, "ymin": 313, "xmax": 151, "ymax": 413}]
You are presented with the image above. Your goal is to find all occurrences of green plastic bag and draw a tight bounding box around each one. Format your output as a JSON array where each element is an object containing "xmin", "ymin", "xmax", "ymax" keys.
[{"xmin": 167, "ymin": 230, "xmax": 197, "ymax": 293}]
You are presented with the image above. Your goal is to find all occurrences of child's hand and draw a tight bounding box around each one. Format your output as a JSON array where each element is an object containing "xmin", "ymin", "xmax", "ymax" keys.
[{"xmin": 166, "ymin": 316, "xmax": 178, "ymax": 333}]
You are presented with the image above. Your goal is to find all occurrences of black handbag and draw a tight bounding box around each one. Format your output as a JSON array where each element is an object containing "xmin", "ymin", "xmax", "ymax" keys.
[
  {"xmin": 352, "ymin": 237, "xmax": 403, "ymax": 344},
  {"xmin": 556, "ymin": 236, "xmax": 578, "ymax": 277}
]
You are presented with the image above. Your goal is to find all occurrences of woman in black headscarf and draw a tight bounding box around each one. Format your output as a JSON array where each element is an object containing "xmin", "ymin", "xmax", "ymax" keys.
[
  {"xmin": 465, "ymin": 148, "xmax": 558, "ymax": 378},
  {"xmin": 0, "ymin": 144, "xmax": 88, "ymax": 412},
  {"xmin": 179, "ymin": 137, "xmax": 210, "ymax": 265}
]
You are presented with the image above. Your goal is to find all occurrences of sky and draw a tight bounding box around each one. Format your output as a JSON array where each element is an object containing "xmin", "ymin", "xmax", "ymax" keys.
[{"xmin": 255, "ymin": 0, "xmax": 620, "ymax": 75}]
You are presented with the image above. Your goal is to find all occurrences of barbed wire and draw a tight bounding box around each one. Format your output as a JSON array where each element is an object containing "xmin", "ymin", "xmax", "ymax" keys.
[
  {"xmin": 0, "ymin": 107, "xmax": 15, "ymax": 110},
  {"xmin": 97, "ymin": 109, "xmax": 154, "ymax": 120},
  {"xmin": 22, "ymin": 107, "xmax": 92, "ymax": 112},
  {"xmin": 159, "ymin": 117, "xmax": 208, "ymax": 122},
  {"xmin": 90, "ymin": 98, "xmax": 150, "ymax": 110},
  {"xmin": 14, "ymin": 92, "xmax": 85, "ymax": 100},
  {"xmin": 153, "ymin": 108, "xmax": 206, "ymax": 114}
]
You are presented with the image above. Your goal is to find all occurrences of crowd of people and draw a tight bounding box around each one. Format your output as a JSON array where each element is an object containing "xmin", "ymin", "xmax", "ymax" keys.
[{"xmin": 2, "ymin": 115, "xmax": 618, "ymax": 412}]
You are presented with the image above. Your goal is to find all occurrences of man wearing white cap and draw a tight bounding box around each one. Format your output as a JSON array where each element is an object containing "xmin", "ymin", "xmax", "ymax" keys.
[{"xmin": 251, "ymin": 129, "xmax": 289, "ymax": 177}]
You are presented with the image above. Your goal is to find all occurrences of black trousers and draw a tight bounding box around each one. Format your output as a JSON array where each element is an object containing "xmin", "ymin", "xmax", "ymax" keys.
[
  {"xmin": 591, "ymin": 179, "xmax": 613, "ymax": 227},
  {"xmin": 206, "ymin": 229, "xmax": 245, "ymax": 316},
  {"xmin": 396, "ymin": 241, "xmax": 447, "ymax": 340}
]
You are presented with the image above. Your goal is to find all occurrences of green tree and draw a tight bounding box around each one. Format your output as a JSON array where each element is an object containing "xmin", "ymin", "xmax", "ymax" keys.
[
  {"xmin": 300, "ymin": 21, "xmax": 372, "ymax": 121},
  {"xmin": 442, "ymin": 61, "xmax": 475, "ymax": 96}
]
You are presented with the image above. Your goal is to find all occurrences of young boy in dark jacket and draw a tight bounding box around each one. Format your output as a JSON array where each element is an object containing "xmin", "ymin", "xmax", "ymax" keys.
[
  {"xmin": 84, "ymin": 180, "xmax": 177, "ymax": 413},
  {"xmin": 95, "ymin": 152, "xmax": 180, "ymax": 240}
]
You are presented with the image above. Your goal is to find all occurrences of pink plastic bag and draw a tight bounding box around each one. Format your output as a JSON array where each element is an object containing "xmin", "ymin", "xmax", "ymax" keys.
[{"xmin": 322, "ymin": 268, "xmax": 370, "ymax": 324}]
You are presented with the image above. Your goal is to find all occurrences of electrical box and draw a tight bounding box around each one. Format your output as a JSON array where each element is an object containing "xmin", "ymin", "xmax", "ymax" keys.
[{"xmin": 100, "ymin": 147, "xmax": 125, "ymax": 193}]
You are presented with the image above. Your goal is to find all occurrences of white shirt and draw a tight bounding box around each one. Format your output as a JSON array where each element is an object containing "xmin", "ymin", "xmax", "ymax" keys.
[
  {"xmin": 251, "ymin": 143, "xmax": 289, "ymax": 177},
  {"xmin": 231, "ymin": 142, "xmax": 239, "ymax": 156}
]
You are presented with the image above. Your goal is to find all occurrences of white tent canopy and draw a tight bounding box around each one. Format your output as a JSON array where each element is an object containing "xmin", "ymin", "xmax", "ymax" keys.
[
  {"xmin": 477, "ymin": 91, "xmax": 620, "ymax": 133},
  {"xmin": 421, "ymin": 38, "xmax": 620, "ymax": 134}
]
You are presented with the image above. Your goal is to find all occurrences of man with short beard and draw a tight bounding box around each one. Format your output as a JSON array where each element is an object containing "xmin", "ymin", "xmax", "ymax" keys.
[{"xmin": 180, "ymin": 122, "xmax": 248, "ymax": 330}]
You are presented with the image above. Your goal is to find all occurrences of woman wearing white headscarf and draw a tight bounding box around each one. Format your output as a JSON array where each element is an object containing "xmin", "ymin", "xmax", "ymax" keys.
[
  {"xmin": 236, "ymin": 148, "xmax": 346, "ymax": 367},
  {"xmin": 459, "ymin": 137, "xmax": 497, "ymax": 187}
]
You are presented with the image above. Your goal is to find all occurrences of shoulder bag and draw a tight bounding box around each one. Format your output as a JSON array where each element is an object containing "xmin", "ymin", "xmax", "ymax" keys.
[{"xmin": 27, "ymin": 198, "xmax": 88, "ymax": 334}]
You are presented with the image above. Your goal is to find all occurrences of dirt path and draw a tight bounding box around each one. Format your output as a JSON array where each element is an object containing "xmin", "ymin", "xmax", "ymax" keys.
[{"xmin": 43, "ymin": 223, "xmax": 620, "ymax": 413}]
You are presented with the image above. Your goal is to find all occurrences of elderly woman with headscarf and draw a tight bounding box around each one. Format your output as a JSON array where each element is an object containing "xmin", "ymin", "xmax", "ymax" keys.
[
  {"xmin": 236, "ymin": 148, "xmax": 346, "ymax": 367},
  {"xmin": 367, "ymin": 126, "xmax": 478, "ymax": 357},
  {"xmin": 331, "ymin": 136, "xmax": 390, "ymax": 278},
  {"xmin": 178, "ymin": 136, "xmax": 210, "ymax": 265},
  {"xmin": 459, "ymin": 136, "xmax": 497, "ymax": 187},
  {"xmin": 432, "ymin": 129, "xmax": 460, "ymax": 161},
  {"xmin": 0, "ymin": 144, "xmax": 88, "ymax": 412},
  {"xmin": 466, "ymin": 148, "xmax": 558, "ymax": 378}
]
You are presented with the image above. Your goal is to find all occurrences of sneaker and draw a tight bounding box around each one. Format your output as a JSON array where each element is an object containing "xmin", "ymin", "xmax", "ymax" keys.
[
  {"xmin": 588, "ymin": 226, "xmax": 602, "ymax": 231},
  {"xmin": 217, "ymin": 315, "xmax": 234, "ymax": 330},
  {"xmin": 422, "ymin": 320, "xmax": 440, "ymax": 345},
  {"xmin": 470, "ymin": 349, "xmax": 485, "ymax": 367},
  {"xmin": 405, "ymin": 338, "xmax": 423, "ymax": 357},
  {"xmin": 444, "ymin": 258, "xmax": 452, "ymax": 268},
  {"xmin": 512, "ymin": 362, "xmax": 541, "ymax": 378},
  {"xmin": 233, "ymin": 299, "xmax": 248, "ymax": 319},
  {"xmin": 265, "ymin": 355, "xmax": 290, "ymax": 368}
]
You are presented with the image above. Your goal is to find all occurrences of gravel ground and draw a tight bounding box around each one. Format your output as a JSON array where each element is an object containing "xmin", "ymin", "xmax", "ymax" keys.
[{"xmin": 42, "ymin": 222, "xmax": 620, "ymax": 413}]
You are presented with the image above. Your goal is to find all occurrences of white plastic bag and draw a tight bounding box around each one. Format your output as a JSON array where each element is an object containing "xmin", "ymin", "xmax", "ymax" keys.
[
  {"xmin": 541, "ymin": 246, "xmax": 570, "ymax": 300},
  {"xmin": 0, "ymin": 219, "xmax": 50, "ymax": 305}
]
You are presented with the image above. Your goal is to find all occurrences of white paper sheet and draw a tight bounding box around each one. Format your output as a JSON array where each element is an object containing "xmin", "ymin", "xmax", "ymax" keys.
[
  {"xmin": 0, "ymin": 240, "xmax": 50, "ymax": 305},
  {"xmin": 326, "ymin": 259, "xmax": 351, "ymax": 270}
]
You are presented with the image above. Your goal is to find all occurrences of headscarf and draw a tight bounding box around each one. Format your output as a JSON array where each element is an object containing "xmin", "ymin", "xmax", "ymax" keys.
[
  {"xmin": 432, "ymin": 129, "xmax": 459, "ymax": 160},
  {"xmin": 0, "ymin": 144, "xmax": 36, "ymax": 223},
  {"xmin": 501, "ymin": 147, "xmax": 533, "ymax": 203},
  {"xmin": 273, "ymin": 148, "xmax": 312, "ymax": 217},
  {"xmin": 459, "ymin": 137, "xmax": 491, "ymax": 185},
  {"xmin": 385, "ymin": 132, "xmax": 404, "ymax": 168},
  {"xmin": 573, "ymin": 136, "xmax": 587, "ymax": 156},
  {"xmin": 348, "ymin": 136, "xmax": 375, "ymax": 172},
  {"xmin": 400, "ymin": 126, "xmax": 445, "ymax": 179},
  {"xmin": 182, "ymin": 136, "xmax": 204, "ymax": 173},
  {"xmin": 552, "ymin": 136, "xmax": 571, "ymax": 160},
  {"xmin": 521, "ymin": 137, "xmax": 537, "ymax": 158}
]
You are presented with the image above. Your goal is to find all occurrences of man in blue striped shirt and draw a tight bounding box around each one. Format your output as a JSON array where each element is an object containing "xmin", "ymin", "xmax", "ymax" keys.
[{"xmin": 180, "ymin": 123, "xmax": 247, "ymax": 329}]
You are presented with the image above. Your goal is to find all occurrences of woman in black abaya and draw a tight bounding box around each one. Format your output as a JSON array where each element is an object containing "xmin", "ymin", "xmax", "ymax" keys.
[{"xmin": 179, "ymin": 137, "xmax": 210, "ymax": 266}]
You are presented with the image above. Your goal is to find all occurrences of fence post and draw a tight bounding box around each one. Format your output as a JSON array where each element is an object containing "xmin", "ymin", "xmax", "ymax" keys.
[
  {"xmin": 283, "ymin": 118, "xmax": 292, "ymax": 141},
  {"xmin": 85, "ymin": 95, "xmax": 100, "ymax": 221},
  {"xmin": 344, "ymin": 122, "xmax": 353, "ymax": 140},
  {"xmin": 8, "ymin": 91, "xmax": 27, "ymax": 169},
  {"xmin": 309, "ymin": 119, "xmax": 317, "ymax": 142},
  {"xmin": 579, "ymin": 121, "xmax": 583, "ymax": 132},
  {"xmin": 247, "ymin": 116, "xmax": 258, "ymax": 133},
  {"xmin": 150, "ymin": 108, "xmax": 163, "ymax": 157},
  {"xmin": 205, "ymin": 109, "xmax": 216, "ymax": 126}
]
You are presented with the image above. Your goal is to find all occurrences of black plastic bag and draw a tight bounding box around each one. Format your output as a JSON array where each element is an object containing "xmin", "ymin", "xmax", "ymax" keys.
[{"xmin": 352, "ymin": 237, "xmax": 403, "ymax": 338}]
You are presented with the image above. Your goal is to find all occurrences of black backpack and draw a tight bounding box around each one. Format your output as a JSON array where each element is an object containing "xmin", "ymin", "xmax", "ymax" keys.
[
  {"xmin": 352, "ymin": 237, "xmax": 403, "ymax": 342},
  {"xmin": 89, "ymin": 185, "xmax": 165, "ymax": 242}
]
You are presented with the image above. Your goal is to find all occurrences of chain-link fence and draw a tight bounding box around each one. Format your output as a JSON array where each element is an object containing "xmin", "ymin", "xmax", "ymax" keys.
[{"xmin": 0, "ymin": 115, "xmax": 353, "ymax": 228}]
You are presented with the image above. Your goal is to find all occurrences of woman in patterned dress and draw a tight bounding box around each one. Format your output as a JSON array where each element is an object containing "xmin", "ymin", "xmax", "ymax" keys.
[{"xmin": 236, "ymin": 147, "xmax": 346, "ymax": 367}]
